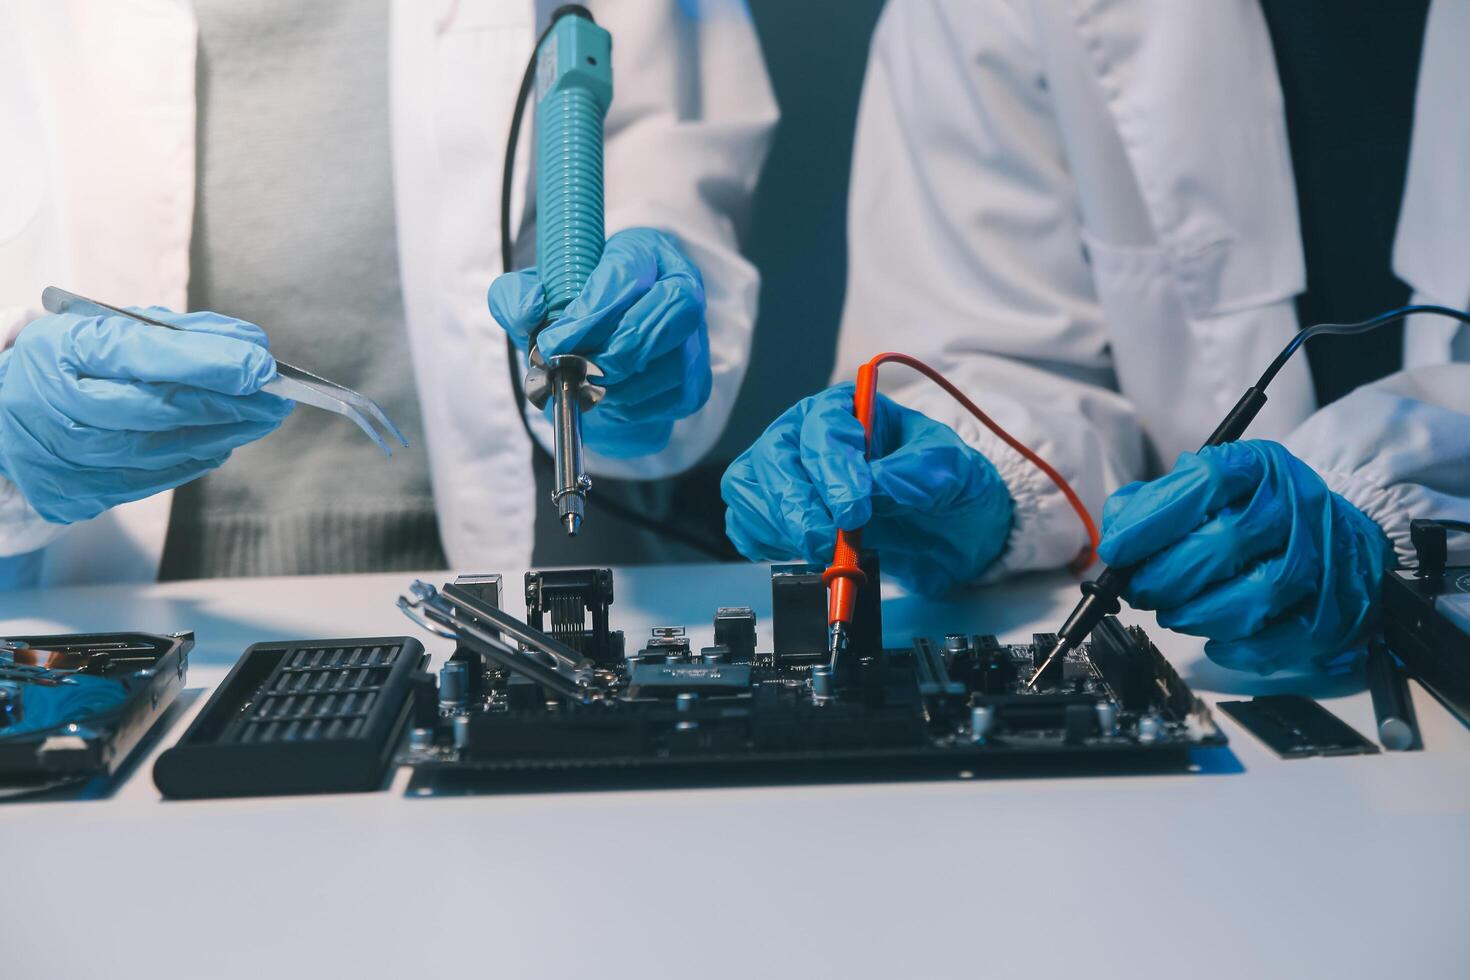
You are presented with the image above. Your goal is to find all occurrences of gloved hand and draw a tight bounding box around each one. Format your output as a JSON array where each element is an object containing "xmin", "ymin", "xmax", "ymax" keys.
[
  {"xmin": 0, "ymin": 308, "xmax": 292, "ymax": 524},
  {"xmin": 1098, "ymin": 439, "xmax": 1394, "ymax": 674},
  {"xmin": 721, "ymin": 383, "xmax": 1013, "ymax": 595},
  {"xmin": 489, "ymin": 227, "xmax": 710, "ymax": 458}
]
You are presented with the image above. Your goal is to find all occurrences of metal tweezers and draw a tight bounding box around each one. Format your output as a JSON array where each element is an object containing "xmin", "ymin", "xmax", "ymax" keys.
[{"xmin": 41, "ymin": 287, "xmax": 409, "ymax": 456}]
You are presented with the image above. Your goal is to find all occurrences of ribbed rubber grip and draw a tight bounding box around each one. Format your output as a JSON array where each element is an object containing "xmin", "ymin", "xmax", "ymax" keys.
[
  {"xmin": 824, "ymin": 529, "xmax": 866, "ymax": 626},
  {"xmin": 537, "ymin": 86, "xmax": 606, "ymax": 319}
]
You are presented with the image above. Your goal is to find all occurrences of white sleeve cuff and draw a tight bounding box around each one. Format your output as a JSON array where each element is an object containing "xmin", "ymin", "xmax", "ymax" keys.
[
  {"xmin": 1286, "ymin": 365, "xmax": 1470, "ymax": 568},
  {"xmin": 973, "ymin": 428, "xmax": 1088, "ymax": 578},
  {"xmin": 0, "ymin": 476, "xmax": 67, "ymax": 558},
  {"xmin": 1311, "ymin": 466, "xmax": 1417, "ymax": 567},
  {"xmin": 0, "ymin": 308, "xmax": 68, "ymax": 558},
  {"xmin": 2, "ymin": 305, "xmax": 34, "ymax": 348},
  {"xmin": 891, "ymin": 378, "xmax": 1111, "ymax": 579}
]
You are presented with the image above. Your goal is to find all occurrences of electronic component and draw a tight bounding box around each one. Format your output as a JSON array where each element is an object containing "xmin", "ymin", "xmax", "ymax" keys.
[
  {"xmin": 970, "ymin": 704, "xmax": 995, "ymax": 741},
  {"xmin": 773, "ymin": 553, "xmax": 882, "ymax": 667},
  {"xmin": 398, "ymin": 566, "xmax": 1227, "ymax": 792},
  {"xmin": 945, "ymin": 634, "xmax": 1014, "ymax": 696},
  {"xmin": 811, "ymin": 664, "xmax": 835, "ymax": 701},
  {"xmin": 1088, "ymin": 616, "xmax": 1156, "ymax": 712},
  {"xmin": 636, "ymin": 627, "xmax": 692, "ymax": 664},
  {"xmin": 1217, "ymin": 695, "xmax": 1378, "ymax": 759},
  {"xmin": 439, "ymin": 659, "xmax": 471, "ymax": 708},
  {"xmin": 910, "ymin": 637, "xmax": 967, "ymax": 725},
  {"xmin": 525, "ymin": 568, "xmax": 621, "ymax": 664},
  {"xmin": 771, "ymin": 563, "xmax": 827, "ymax": 664},
  {"xmin": 1, "ymin": 631, "xmax": 191, "ymax": 799},
  {"xmin": 1382, "ymin": 521, "xmax": 1470, "ymax": 728},
  {"xmin": 713, "ymin": 607, "xmax": 757, "ymax": 662},
  {"xmin": 152, "ymin": 637, "xmax": 426, "ymax": 798},
  {"xmin": 450, "ymin": 574, "xmax": 503, "ymax": 627},
  {"xmin": 626, "ymin": 663, "xmax": 753, "ymax": 699},
  {"xmin": 967, "ymin": 693, "xmax": 1098, "ymax": 734},
  {"xmin": 1028, "ymin": 632, "xmax": 1062, "ymax": 685}
]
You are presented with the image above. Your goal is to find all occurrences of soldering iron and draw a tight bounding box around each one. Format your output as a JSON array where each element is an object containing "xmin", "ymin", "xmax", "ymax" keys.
[
  {"xmin": 503, "ymin": 5, "xmax": 612, "ymax": 537},
  {"xmin": 1025, "ymin": 303, "xmax": 1470, "ymax": 688}
]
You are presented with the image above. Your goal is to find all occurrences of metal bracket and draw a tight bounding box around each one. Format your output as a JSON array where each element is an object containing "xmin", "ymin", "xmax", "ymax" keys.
[{"xmin": 397, "ymin": 579, "xmax": 618, "ymax": 702}]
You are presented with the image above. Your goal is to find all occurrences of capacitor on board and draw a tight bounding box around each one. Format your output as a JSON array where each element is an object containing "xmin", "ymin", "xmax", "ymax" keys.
[{"xmin": 439, "ymin": 659, "xmax": 471, "ymax": 708}]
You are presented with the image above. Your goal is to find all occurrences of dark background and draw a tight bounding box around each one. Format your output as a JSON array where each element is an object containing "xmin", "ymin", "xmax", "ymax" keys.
[{"xmin": 716, "ymin": 0, "xmax": 888, "ymax": 456}]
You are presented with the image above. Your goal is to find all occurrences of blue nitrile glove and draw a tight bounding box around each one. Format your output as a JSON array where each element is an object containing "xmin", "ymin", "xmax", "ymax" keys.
[
  {"xmin": 0, "ymin": 308, "xmax": 292, "ymax": 524},
  {"xmin": 721, "ymin": 383, "xmax": 1014, "ymax": 595},
  {"xmin": 1098, "ymin": 439, "xmax": 1394, "ymax": 675},
  {"xmin": 489, "ymin": 227, "xmax": 711, "ymax": 458}
]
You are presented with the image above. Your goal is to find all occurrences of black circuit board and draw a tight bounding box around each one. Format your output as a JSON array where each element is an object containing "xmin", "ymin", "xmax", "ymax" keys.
[{"xmin": 400, "ymin": 564, "xmax": 1226, "ymax": 790}]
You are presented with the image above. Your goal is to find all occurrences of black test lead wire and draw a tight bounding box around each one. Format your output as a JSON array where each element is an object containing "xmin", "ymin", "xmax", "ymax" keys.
[{"xmin": 1028, "ymin": 304, "xmax": 1470, "ymax": 689}]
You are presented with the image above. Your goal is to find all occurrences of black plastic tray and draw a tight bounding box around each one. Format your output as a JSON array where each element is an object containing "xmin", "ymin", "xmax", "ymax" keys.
[{"xmin": 154, "ymin": 636, "xmax": 425, "ymax": 798}]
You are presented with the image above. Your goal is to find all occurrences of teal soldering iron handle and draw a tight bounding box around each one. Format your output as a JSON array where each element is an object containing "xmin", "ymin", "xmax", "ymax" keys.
[
  {"xmin": 525, "ymin": 5, "xmax": 612, "ymax": 537},
  {"xmin": 536, "ymin": 5, "xmax": 611, "ymax": 321}
]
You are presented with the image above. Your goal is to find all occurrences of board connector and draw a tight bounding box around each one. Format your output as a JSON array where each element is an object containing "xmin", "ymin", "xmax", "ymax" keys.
[
  {"xmin": 910, "ymin": 637, "xmax": 968, "ymax": 724},
  {"xmin": 525, "ymin": 568, "xmax": 621, "ymax": 665},
  {"xmin": 969, "ymin": 692, "xmax": 1099, "ymax": 733}
]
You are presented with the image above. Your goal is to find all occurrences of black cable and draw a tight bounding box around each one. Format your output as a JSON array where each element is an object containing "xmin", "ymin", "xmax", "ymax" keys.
[
  {"xmin": 1257, "ymin": 304, "xmax": 1470, "ymax": 390},
  {"xmin": 1429, "ymin": 520, "xmax": 1470, "ymax": 535},
  {"xmin": 498, "ymin": 15, "xmax": 735, "ymax": 562},
  {"xmin": 1034, "ymin": 302, "xmax": 1470, "ymax": 685}
]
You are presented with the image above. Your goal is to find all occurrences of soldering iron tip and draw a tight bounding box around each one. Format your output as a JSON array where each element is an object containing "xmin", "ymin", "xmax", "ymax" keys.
[{"xmin": 562, "ymin": 512, "xmax": 582, "ymax": 537}]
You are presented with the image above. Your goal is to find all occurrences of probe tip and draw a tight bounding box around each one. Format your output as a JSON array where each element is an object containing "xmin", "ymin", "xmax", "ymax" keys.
[
  {"xmin": 827, "ymin": 622, "xmax": 850, "ymax": 668},
  {"xmin": 1026, "ymin": 638, "xmax": 1069, "ymax": 690}
]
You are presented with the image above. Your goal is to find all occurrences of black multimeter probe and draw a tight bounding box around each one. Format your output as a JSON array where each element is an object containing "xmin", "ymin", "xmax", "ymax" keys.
[{"xmin": 1028, "ymin": 304, "xmax": 1470, "ymax": 689}]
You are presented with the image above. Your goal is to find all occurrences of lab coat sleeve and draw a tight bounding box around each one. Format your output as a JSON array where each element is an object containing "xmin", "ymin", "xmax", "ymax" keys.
[
  {"xmin": 836, "ymin": 0, "xmax": 1146, "ymax": 577},
  {"xmin": 0, "ymin": 306, "xmax": 66, "ymax": 582},
  {"xmin": 559, "ymin": 0, "xmax": 778, "ymax": 480},
  {"xmin": 1286, "ymin": 364, "xmax": 1470, "ymax": 567}
]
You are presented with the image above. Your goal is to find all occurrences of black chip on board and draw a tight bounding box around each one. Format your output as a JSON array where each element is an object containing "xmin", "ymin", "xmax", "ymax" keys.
[{"xmin": 627, "ymin": 663, "xmax": 753, "ymax": 698}]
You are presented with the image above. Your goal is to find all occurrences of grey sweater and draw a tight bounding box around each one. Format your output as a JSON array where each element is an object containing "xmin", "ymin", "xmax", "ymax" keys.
[{"xmin": 160, "ymin": 0, "xmax": 446, "ymax": 578}]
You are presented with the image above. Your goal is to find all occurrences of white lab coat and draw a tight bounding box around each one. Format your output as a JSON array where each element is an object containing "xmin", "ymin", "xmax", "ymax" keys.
[
  {"xmin": 0, "ymin": 0, "xmax": 776, "ymax": 586},
  {"xmin": 840, "ymin": 0, "xmax": 1470, "ymax": 574}
]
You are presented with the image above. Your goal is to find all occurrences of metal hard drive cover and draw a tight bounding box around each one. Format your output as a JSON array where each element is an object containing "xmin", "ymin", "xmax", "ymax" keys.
[{"xmin": 0, "ymin": 631, "xmax": 192, "ymax": 797}]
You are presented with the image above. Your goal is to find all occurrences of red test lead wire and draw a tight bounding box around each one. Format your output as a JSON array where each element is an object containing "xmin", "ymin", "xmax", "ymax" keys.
[
  {"xmin": 822, "ymin": 353, "xmax": 1101, "ymax": 665},
  {"xmin": 822, "ymin": 360, "xmax": 878, "ymax": 664}
]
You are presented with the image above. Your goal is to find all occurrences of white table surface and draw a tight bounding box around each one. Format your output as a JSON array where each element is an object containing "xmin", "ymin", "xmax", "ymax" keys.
[{"xmin": 2, "ymin": 564, "xmax": 1467, "ymax": 980}]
